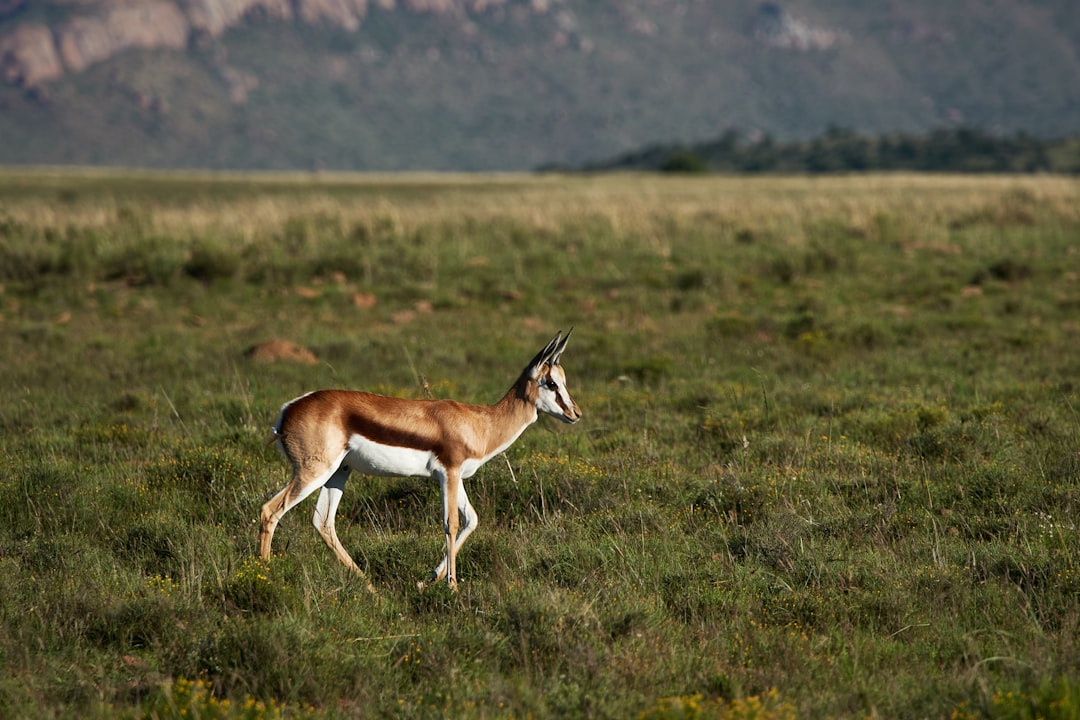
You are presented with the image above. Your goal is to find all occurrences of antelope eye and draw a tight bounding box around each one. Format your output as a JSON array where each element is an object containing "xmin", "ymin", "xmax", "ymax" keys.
[{"xmin": 544, "ymin": 378, "xmax": 559, "ymax": 390}]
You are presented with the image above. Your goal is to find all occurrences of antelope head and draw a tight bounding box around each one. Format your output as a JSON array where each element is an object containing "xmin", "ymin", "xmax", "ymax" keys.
[{"xmin": 527, "ymin": 330, "xmax": 581, "ymax": 424}]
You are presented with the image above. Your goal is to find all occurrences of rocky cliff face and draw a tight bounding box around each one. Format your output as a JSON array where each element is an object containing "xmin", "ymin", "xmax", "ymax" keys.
[
  {"xmin": 0, "ymin": 0, "xmax": 519, "ymax": 88},
  {"xmin": 56, "ymin": 1, "xmax": 190, "ymax": 73},
  {"xmin": 181, "ymin": 0, "xmax": 292, "ymax": 38},
  {"xmin": 295, "ymin": 0, "xmax": 367, "ymax": 32},
  {"xmin": 0, "ymin": 23, "xmax": 61, "ymax": 85}
]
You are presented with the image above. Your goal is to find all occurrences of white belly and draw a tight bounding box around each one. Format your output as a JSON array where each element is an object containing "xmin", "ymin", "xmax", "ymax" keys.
[{"xmin": 345, "ymin": 433, "xmax": 438, "ymax": 478}]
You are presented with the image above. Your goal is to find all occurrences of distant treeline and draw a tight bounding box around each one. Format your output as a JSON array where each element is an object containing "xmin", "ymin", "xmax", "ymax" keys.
[{"xmin": 575, "ymin": 127, "xmax": 1080, "ymax": 174}]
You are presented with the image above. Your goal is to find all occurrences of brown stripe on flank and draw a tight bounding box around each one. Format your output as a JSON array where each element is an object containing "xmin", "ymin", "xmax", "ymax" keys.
[
  {"xmin": 281, "ymin": 389, "xmax": 501, "ymax": 468},
  {"xmin": 341, "ymin": 405, "xmax": 451, "ymax": 460}
]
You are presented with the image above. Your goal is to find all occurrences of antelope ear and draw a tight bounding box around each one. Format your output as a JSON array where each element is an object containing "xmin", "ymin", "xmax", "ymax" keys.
[
  {"xmin": 551, "ymin": 327, "xmax": 573, "ymax": 366},
  {"xmin": 527, "ymin": 332, "xmax": 563, "ymax": 377}
]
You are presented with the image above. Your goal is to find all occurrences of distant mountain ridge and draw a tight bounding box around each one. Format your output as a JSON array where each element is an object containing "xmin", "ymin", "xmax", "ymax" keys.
[{"xmin": 1, "ymin": 1, "xmax": 1078, "ymax": 170}]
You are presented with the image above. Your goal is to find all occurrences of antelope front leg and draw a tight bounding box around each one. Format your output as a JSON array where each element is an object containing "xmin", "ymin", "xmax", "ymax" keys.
[
  {"xmin": 443, "ymin": 469, "xmax": 461, "ymax": 589},
  {"xmin": 420, "ymin": 482, "xmax": 478, "ymax": 590},
  {"xmin": 422, "ymin": 468, "xmax": 462, "ymax": 590}
]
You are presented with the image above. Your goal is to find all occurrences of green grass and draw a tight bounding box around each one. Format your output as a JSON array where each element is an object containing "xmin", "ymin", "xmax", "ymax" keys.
[{"xmin": 1, "ymin": 170, "xmax": 1079, "ymax": 719}]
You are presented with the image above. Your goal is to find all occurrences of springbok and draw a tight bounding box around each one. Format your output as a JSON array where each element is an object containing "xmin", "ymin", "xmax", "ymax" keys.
[{"xmin": 258, "ymin": 331, "xmax": 581, "ymax": 590}]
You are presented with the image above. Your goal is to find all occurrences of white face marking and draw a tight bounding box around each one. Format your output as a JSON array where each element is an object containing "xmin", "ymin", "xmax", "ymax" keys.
[
  {"xmin": 536, "ymin": 365, "xmax": 580, "ymax": 423},
  {"xmin": 345, "ymin": 433, "xmax": 439, "ymax": 478}
]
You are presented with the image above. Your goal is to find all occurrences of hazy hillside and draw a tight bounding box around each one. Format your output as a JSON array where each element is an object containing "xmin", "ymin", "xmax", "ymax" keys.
[{"xmin": 1, "ymin": 0, "xmax": 1079, "ymax": 170}]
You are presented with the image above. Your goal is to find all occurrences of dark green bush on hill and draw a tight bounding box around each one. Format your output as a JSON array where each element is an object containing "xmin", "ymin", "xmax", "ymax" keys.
[{"xmin": 587, "ymin": 126, "xmax": 1080, "ymax": 174}]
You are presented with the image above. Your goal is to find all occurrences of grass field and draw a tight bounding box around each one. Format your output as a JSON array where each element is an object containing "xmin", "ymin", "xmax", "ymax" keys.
[{"xmin": 1, "ymin": 169, "xmax": 1078, "ymax": 719}]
